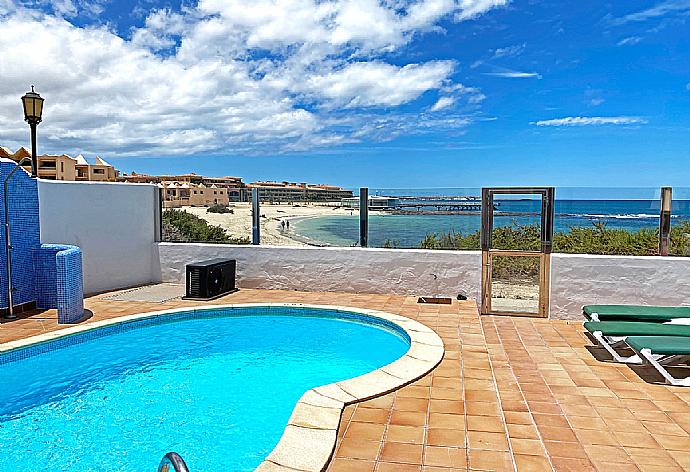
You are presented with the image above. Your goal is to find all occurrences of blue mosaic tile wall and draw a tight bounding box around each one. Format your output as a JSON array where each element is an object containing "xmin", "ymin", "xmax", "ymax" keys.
[
  {"xmin": 0, "ymin": 160, "xmax": 40, "ymax": 308},
  {"xmin": 1, "ymin": 159, "xmax": 84, "ymax": 323}
]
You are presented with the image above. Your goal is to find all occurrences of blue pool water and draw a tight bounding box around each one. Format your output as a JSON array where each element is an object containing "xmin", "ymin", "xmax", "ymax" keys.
[{"xmin": 0, "ymin": 307, "xmax": 409, "ymax": 471}]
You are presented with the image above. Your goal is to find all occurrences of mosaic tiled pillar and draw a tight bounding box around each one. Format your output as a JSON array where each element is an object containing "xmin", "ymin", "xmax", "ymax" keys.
[{"xmin": 34, "ymin": 244, "xmax": 84, "ymax": 323}]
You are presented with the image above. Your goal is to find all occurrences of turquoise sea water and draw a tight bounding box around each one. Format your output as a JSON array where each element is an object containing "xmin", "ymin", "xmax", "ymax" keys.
[
  {"xmin": 292, "ymin": 195, "xmax": 690, "ymax": 248},
  {"xmin": 0, "ymin": 309, "xmax": 409, "ymax": 471}
]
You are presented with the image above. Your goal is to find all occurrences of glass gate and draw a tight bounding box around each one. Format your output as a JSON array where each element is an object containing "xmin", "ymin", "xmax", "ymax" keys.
[{"xmin": 480, "ymin": 187, "xmax": 555, "ymax": 317}]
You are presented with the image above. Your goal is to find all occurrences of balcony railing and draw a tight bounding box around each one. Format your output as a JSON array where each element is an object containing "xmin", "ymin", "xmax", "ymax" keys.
[{"xmin": 158, "ymin": 186, "xmax": 690, "ymax": 257}]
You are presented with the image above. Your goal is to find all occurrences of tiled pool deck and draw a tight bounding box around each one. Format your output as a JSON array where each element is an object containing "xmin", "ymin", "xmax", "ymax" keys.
[{"xmin": 2, "ymin": 288, "xmax": 689, "ymax": 472}]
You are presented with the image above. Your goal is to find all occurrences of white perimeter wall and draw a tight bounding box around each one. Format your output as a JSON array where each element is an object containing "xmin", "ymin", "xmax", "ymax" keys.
[
  {"xmin": 550, "ymin": 254, "xmax": 690, "ymax": 318},
  {"xmin": 158, "ymin": 243, "xmax": 690, "ymax": 319},
  {"xmin": 158, "ymin": 243, "xmax": 482, "ymax": 299},
  {"xmin": 39, "ymin": 180, "xmax": 160, "ymax": 294}
]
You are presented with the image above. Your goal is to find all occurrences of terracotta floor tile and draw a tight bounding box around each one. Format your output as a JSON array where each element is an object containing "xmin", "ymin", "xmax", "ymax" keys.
[
  {"xmin": 640, "ymin": 421, "xmax": 688, "ymax": 437},
  {"xmin": 567, "ymin": 416, "xmax": 607, "ymax": 430},
  {"xmin": 575, "ymin": 428, "xmax": 621, "ymax": 446},
  {"xmin": 379, "ymin": 442, "xmax": 424, "ymax": 464},
  {"xmin": 510, "ymin": 438, "xmax": 546, "ymax": 456},
  {"xmin": 467, "ymin": 430, "xmax": 509, "ymax": 451},
  {"xmin": 429, "ymin": 399, "xmax": 464, "ymax": 414},
  {"xmin": 612, "ymin": 432, "xmax": 660, "ymax": 449},
  {"xmin": 386, "ymin": 425, "xmax": 425, "ymax": 444},
  {"xmin": 466, "ymin": 415, "xmax": 505, "ymax": 433},
  {"xmin": 513, "ymin": 454, "xmax": 552, "ymax": 472},
  {"xmin": 543, "ymin": 441, "xmax": 589, "ymax": 459},
  {"xmin": 398, "ymin": 385, "xmax": 431, "ymax": 399},
  {"xmin": 363, "ymin": 394, "xmax": 396, "ymax": 410},
  {"xmin": 465, "ymin": 401, "xmax": 501, "ymax": 416},
  {"xmin": 394, "ymin": 397, "xmax": 430, "ymax": 412},
  {"xmin": 345, "ymin": 422, "xmax": 387, "ymax": 441},
  {"xmin": 584, "ymin": 445, "xmax": 632, "ymax": 465},
  {"xmin": 328, "ymin": 458, "xmax": 377, "ymax": 472},
  {"xmin": 550, "ymin": 457, "xmax": 596, "ymax": 471},
  {"xmin": 651, "ymin": 433, "xmax": 690, "ymax": 451},
  {"xmin": 667, "ymin": 450, "xmax": 690, "ymax": 468},
  {"xmin": 424, "ymin": 446, "xmax": 467, "ymax": 468},
  {"xmin": 428, "ymin": 412, "xmax": 463, "ymax": 429},
  {"xmin": 427, "ymin": 428, "xmax": 466, "ymax": 448},
  {"xmin": 527, "ymin": 401, "xmax": 563, "ymax": 415},
  {"xmin": 506, "ymin": 423, "xmax": 540, "ymax": 440},
  {"xmin": 376, "ymin": 462, "xmax": 422, "ymax": 472},
  {"xmin": 536, "ymin": 426, "xmax": 577, "ymax": 443},
  {"xmin": 337, "ymin": 438, "xmax": 382, "ymax": 461},
  {"xmin": 467, "ymin": 449, "xmax": 513, "ymax": 472},
  {"xmin": 391, "ymin": 411, "xmax": 427, "ymax": 427},
  {"xmin": 353, "ymin": 407, "xmax": 391, "ymax": 424},
  {"xmin": 532, "ymin": 414, "xmax": 570, "ymax": 429},
  {"xmin": 504, "ymin": 411, "xmax": 534, "ymax": 425}
]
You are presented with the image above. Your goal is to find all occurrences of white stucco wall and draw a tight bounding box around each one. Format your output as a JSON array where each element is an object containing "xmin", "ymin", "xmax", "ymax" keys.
[
  {"xmin": 157, "ymin": 243, "xmax": 690, "ymax": 319},
  {"xmin": 550, "ymin": 253, "xmax": 690, "ymax": 318},
  {"xmin": 39, "ymin": 180, "xmax": 160, "ymax": 294},
  {"xmin": 158, "ymin": 243, "xmax": 482, "ymax": 299}
]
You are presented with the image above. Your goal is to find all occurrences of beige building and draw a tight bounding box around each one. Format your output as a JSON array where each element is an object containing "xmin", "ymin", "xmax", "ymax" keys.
[
  {"xmin": 120, "ymin": 172, "xmax": 244, "ymax": 201},
  {"xmin": 242, "ymin": 181, "xmax": 353, "ymax": 202},
  {"xmin": 0, "ymin": 146, "xmax": 119, "ymax": 181},
  {"xmin": 160, "ymin": 181, "xmax": 230, "ymax": 208}
]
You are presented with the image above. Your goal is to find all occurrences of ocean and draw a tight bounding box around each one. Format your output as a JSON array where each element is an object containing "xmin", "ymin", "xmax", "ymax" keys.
[{"xmin": 292, "ymin": 188, "xmax": 690, "ymax": 248}]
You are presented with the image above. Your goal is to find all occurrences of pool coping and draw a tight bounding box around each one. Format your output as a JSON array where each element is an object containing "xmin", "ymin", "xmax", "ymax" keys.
[{"xmin": 0, "ymin": 303, "xmax": 445, "ymax": 472}]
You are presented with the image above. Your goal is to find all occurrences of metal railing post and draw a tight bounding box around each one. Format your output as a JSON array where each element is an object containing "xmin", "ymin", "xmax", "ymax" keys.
[
  {"xmin": 252, "ymin": 188, "xmax": 260, "ymax": 245},
  {"xmin": 659, "ymin": 187, "xmax": 672, "ymax": 256},
  {"xmin": 154, "ymin": 187, "xmax": 163, "ymax": 242},
  {"xmin": 359, "ymin": 187, "xmax": 368, "ymax": 247}
]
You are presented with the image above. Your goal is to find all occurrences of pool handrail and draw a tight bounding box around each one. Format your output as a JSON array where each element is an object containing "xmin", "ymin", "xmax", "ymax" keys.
[{"xmin": 157, "ymin": 452, "xmax": 189, "ymax": 472}]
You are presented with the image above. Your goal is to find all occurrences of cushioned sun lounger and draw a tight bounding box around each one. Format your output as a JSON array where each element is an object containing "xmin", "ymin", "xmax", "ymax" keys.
[
  {"xmin": 626, "ymin": 336, "xmax": 690, "ymax": 387},
  {"xmin": 583, "ymin": 305, "xmax": 690, "ymax": 322},
  {"xmin": 584, "ymin": 321, "xmax": 690, "ymax": 364}
]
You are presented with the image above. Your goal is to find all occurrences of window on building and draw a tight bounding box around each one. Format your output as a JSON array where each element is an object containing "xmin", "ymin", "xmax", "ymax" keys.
[{"xmin": 93, "ymin": 168, "xmax": 105, "ymax": 174}]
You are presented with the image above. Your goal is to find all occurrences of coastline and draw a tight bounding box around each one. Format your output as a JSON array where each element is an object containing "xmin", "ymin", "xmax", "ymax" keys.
[{"xmin": 181, "ymin": 203, "xmax": 356, "ymax": 247}]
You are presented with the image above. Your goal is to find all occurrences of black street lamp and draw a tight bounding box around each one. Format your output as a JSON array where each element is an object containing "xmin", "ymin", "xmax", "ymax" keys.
[{"xmin": 21, "ymin": 86, "xmax": 44, "ymax": 178}]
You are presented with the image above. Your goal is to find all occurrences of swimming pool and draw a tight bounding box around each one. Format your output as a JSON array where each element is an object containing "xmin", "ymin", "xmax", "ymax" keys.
[{"xmin": 0, "ymin": 305, "xmax": 441, "ymax": 471}]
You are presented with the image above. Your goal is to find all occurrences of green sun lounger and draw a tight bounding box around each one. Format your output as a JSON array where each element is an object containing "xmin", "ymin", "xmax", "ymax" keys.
[
  {"xmin": 583, "ymin": 305, "xmax": 690, "ymax": 322},
  {"xmin": 584, "ymin": 321, "xmax": 690, "ymax": 364},
  {"xmin": 626, "ymin": 336, "xmax": 690, "ymax": 387}
]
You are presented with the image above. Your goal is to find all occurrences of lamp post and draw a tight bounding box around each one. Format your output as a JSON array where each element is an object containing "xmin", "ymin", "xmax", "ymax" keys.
[{"xmin": 21, "ymin": 86, "xmax": 44, "ymax": 178}]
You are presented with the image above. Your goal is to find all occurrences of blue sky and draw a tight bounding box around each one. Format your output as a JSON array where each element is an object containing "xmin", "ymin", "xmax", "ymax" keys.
[{"xmin": 1, "ymin": 0, "xmax": 690, "ymax": 188}]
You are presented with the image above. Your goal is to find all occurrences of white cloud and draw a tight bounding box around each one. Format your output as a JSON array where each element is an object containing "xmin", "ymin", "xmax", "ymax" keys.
[
  {"xmin": 303, "ymin": 61, "xmax": 455, "ymax": 108},
  {"xmin": 589, "ymin": 98, "xmax": 605, "ymax": 106},
  {"xmin": 532, "ymin": 116, "xmax": 647, "ymax": 126},
  {"xmin": 0, "ymin": 0, "xmax": 503, "ymax": 156},
  {"xmin": 615, "ymin": 0, "xmax": 690, "ymax": 24},
  {"xmin": 493, "ymin": 43, "xmax": 525, "ymax": 58},
  {"xmin": 430, "ymin": 96, "xmax": 455, "ymax": 111},
  {"xmin": 484, "ymin": 71, "xmax": 541, "ymax": 78},
  {"xmin": 456, "ymin": 0, "xmax": 509, "ymax": 20},
  {"xmin": 49, "ymin": 0, "xmax": 77, "ymax": 17},
  {"xmin": 617, "ymin": 36, "xmax": 642, "ymax": 46}
]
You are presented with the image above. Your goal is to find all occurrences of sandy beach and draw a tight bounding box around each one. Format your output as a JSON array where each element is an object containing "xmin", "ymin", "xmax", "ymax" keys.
[{"xmin": 182, "ymin": 203, "xmax": 357, "ymax": 246}]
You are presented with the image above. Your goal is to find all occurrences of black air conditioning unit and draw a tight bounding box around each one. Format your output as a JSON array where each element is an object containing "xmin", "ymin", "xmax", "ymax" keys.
[{"xmin": 185, "ymin": 259, "xmax": 237, "ymax": 300}]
